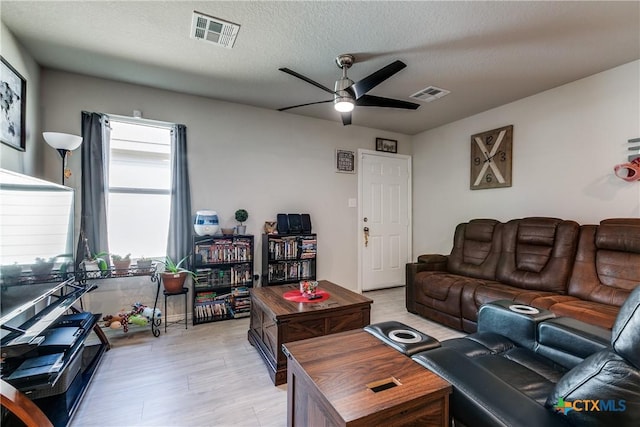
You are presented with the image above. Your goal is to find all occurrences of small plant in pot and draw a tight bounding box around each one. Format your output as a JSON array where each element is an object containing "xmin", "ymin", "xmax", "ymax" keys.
[
  {"xmin": 136, "ymin": 256, "xmax": 153, "ymax": 273},
  {"xmin": 31, "ymin": 257, "xmax": 55, "ymax": 280},
  {"xmin": 81, "ymin": 251, "xmax": 109, "ymax": 278},
  {"xmin": 1, "ymin": 263, "xmax": 23, "ymax": 286},
  {"xmin": 111, "ymin": 253, "xmax": 131, "ymax": 276},
  {"xmin": 160, "ymin": 255, "xmax": 195, "ymax": 293},
  {"xmin": 235, "ymin": 209, "xmax": 248, "ymax": 235}
]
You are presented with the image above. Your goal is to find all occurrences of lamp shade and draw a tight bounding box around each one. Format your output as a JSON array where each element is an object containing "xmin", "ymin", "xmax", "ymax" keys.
[{"xmin": 43, "ymin": 132, "xmax": 83, "ymax": 151}]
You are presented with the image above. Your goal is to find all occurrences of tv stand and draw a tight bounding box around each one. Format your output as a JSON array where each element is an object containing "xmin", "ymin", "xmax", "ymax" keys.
[{"xmin": 1, "ymin": 279, "xmax": 110, "ymax": 427}]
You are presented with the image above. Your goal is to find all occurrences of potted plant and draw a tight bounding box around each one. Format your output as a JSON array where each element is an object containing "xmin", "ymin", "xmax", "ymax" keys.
[
  {"xmin": 136, "ymin": 256, "xmax": 153, "ymax": 273},
  {"xmin": 235, "ymin": 209, "xmax": 248, "ymax": 235},
  {"xmin": 31, "ymin": 257, "xmax": 55, "ymax": 280},
  {"xmin": 160, "ymin": 255, "xmax": 195, "ymax": 293},
  {"xmin": 81, "ymin": 251, "xmax": 109, "ymax": 278},
  {"xmin": 111, "ymin": 253, "xmax": 131, "ymax": 276}
]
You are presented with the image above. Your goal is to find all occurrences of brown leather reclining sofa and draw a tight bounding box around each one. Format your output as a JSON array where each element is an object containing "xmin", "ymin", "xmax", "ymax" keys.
[{"xmin": 406, "ymin": 217, "xmax": 640, "ymax": 332}]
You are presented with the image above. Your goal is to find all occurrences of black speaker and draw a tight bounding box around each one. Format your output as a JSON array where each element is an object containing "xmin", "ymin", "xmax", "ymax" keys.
[
  {"xmin": 277, "ymin": 213, "xmax": 289, "ymax": 234},
  {"xmin": 287, "ymin": 214, "xmax": 302, "ymax": 234},
  {"xmin": 301, "ymin": 214, "xmax": 312, "ymax": 233}
]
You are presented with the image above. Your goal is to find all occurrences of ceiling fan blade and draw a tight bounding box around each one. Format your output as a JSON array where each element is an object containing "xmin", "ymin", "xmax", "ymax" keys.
[
  {"xmin": 279, "ymin": 68, "xmax": 336, "ymax": 95},
  {"xmin": 341, "ymin": 111, "xmax": 352, "ymax": 126},
  {"xmin": 350, "ymin": 60, "xmax": 407, "ymax": 99},
  {"xmin": 356, "ymin": 94, "xmax": 420, "ymax": 110},
  {"xmin": 278, "ymin": 99, "xmax": 333, "ymax": 111}
]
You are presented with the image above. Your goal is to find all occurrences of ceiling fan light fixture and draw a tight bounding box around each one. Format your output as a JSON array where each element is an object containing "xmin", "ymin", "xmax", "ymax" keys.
[
  {"xmin": 279, "ymin": 55, "xmax": 416, "ymax": 124},
  {"xmin": 334, "ymin": 98, "xmax": 355, "ymax": 112}
]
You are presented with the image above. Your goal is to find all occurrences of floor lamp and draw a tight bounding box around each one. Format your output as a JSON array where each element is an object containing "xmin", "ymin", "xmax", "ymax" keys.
[{"xmin": 43, "ymin": 132, "xmax": 83, "ymax": 184}]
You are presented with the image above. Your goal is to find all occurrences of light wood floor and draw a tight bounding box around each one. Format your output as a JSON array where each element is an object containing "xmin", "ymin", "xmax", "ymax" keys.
[{"xmin": 70, "ymin": 286, "xmax": 464, "ymax": 427}]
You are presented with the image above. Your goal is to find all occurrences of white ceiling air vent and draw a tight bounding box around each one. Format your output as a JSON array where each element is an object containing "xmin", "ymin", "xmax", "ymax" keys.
[
  {"xmin": 410, "ymin": 86, "xmax": 450, "ymax": 103},
  {"xmin": 191, "ymin": 11, "xmax": 240, "ymax": 49}
]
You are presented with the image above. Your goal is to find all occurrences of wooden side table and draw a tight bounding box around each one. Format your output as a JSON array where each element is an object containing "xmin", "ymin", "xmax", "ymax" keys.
[{"xmin": 283, "ymin": 329, "xmax": 451, "ymax": 427}]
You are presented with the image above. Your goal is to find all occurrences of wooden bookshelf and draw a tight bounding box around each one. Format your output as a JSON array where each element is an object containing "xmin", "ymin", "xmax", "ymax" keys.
[
  {"xmin": 192, "ymin": 235, "xmax": 254, "ymax": 324},
  {"xmin": 261, "ymin": 234, "xmax": 317, "ymax": 286}
]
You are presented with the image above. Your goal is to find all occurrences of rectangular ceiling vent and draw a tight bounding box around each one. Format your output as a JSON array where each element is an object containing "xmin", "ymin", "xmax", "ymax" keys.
[
  {"xmin": 410, "ymin": 86, "xmax": 450, "ymax": 103},
  {"xmin": 191, "ymin": 11, "xmax": 240, "ymax": 49}
]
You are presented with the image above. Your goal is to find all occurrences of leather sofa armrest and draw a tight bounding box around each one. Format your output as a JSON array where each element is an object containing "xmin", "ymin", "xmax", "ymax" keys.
[
  {"xmin": 417, "ymin": 253, "xmax": 448, "ymax": 269},
  {"xmin": 478, "ymin": 300, "xmax": 555, "ymax": 350},
  {"xmin": 536, "ymin": 317, "xmax": 611, "ymax": 369},
  {"xmin": 405, "ymin": 256, "xmax": 448, "ymax": 313},
  {"xmin": 412, "ymin": 347, "xmax": 568, "ymax": 427}
]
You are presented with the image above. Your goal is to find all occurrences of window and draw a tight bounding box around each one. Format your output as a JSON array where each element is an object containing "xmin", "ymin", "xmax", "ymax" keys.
[{"xmin": 107, "ymin": 118, "xmax": 172, "ymax": 259}]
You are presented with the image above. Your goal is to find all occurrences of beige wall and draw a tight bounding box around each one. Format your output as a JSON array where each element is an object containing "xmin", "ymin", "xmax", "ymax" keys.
[
  {"xmin": 411, "ymin": 60, "xmax": 640, "ymax": 256},
  {"xmin": 40, "ymin": 69, "xmax": 410, "ymax": 299},
  {"xmin": 0, "ymin": 21, "xmax": 43, "ymax": 177}
]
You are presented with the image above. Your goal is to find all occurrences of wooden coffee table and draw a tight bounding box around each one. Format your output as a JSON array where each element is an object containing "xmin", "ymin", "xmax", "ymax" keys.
[
  {"xmin": 247, "ymin": 280, "xmax": 372, "ymax": 385},
  {"xmin": 283, "ymin": 329, "xmax": 451, "ymax": 427}
]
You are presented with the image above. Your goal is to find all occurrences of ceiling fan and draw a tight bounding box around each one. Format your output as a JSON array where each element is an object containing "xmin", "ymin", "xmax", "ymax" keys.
[{"xmin": 278, "ymin": 54, "xmax": 420, "ymax": 126}]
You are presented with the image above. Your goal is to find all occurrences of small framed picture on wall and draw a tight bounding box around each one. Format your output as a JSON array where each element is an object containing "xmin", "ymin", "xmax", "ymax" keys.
[
  {"xmin": 336, "ymin": 149, "xmax": 356, "ymax": 173},
  {"xmin": 376, "ymin": 138, "xmax": 397, "ymax": 153},
  {"xmin": 0, "ymin": 57, "xmax": 27, "ymax": 151}
]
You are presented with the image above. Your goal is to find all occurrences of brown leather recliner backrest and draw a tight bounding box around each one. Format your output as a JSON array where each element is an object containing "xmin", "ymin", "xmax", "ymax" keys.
[
  {"xmin": 566, "ymin": 218, "xmax": 640, "ymax": 305},
  {"xmin": 448, "ymin": 219, "xmax": 502, "ymax": 280},
  {"xmin": 496, "ymin": 217, "xmax": 580, "ymax": 293}
]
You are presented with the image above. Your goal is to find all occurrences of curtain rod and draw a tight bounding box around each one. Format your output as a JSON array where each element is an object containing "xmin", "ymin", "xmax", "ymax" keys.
[{"xmin": 106, "ymin": 113, "xmax": 176, "ymax": 129}]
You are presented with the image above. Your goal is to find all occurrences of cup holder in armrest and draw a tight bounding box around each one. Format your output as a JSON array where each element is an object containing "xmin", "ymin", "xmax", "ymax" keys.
[
  {"xmin": 508, "ymin": 305, "xmax": 540, "ymax": 315},
  {"xmin": 365, "ymin": 321, "xmax": 440, "ymax": 356},
  {"xmin": 388, "ymin": 329, "xmax": 424, "ymax": 344}
]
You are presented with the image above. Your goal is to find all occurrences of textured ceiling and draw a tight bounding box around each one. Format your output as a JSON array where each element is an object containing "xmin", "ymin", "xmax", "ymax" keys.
[{"xmin": 2, "ymin": 1, "xmax": 639, "ymax": 135}]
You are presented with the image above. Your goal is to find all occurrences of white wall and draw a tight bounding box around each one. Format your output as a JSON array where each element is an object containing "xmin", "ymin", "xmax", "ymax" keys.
[
  {"xmin": 40, "ymin": 69, "xmax": 410, "ymax": 299},
  {"xmin": 411, "ymin": 60, "xmax": 640, "ymax": 256},
  {"xmin": 0, "ymin": 21, "xmax": 43, "ymax": 178}
]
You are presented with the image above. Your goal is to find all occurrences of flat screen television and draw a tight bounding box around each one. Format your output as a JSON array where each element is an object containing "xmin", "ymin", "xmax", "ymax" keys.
[{"xmin": 0, "ymin": 168, "xmax": 75, "ymax": 324}]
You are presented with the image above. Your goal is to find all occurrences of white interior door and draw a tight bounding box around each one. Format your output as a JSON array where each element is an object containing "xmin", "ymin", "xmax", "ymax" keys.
[{"xmin": 358, "ymin": 151, "xmax": 411, "ymax": 291}]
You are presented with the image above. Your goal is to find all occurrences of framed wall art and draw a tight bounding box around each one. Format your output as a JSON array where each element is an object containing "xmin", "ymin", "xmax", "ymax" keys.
[
  {"xmin": 336, "ymin": 149, "xmax": 355, "ymax": 173},
  {"xmin": 376, "ymin": 137, "xmax": 397, "ymax": 153},
  {"xmin": 1, "ymin": 57, "xmax": 26, "ymax": 151}
]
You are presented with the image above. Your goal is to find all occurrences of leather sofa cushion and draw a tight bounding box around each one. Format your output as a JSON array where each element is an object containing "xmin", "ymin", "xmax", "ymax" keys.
[
  {"xmin": 596, "ymin": 219, "xmax": 640, "ymax": 253},
  {"xmin": 413, "ymin": 347, "xmax": 568, "ymax": 427},
  {"xmin": 497, "ymin": 218, "xmax": 579, "ymax": 293},
  {"xmin": 566, "ymin": 222, "xmax": 640, "ymax": 307},
  {"xmin": 413, "ymin": 271, "xmax": 477, "ymax": 316},
  {"xmin": 529, "ymin": 294, "xmax": 579, "ymax": 309},
  {"xmin": 461, "ymin": 281, "xmax": 556, "ymax": 323},
  {"xmin": 448, "ymin": 219, "xmax": 502, "ymax": 280},
  {"xmin": 475, "ymin": 348, "xmax": 565, "ymax": 404},
  {"xmin": 547, "ymin": 299, "xmax": 621, "ymax": 330}
]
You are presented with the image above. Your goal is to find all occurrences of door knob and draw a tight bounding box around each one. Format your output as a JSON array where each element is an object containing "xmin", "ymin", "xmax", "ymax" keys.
[{"xmin": 363, "ymin": 227, "xmax": 369, "ymax": 247}]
